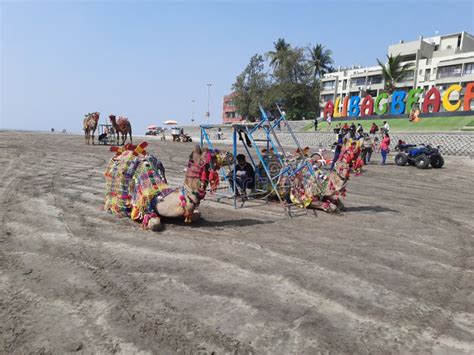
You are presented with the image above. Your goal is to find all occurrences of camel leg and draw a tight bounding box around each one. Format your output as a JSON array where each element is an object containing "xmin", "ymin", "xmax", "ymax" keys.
[{"xmin": 191, "ymin": 209, "xmax": 201, "ymax": 222}]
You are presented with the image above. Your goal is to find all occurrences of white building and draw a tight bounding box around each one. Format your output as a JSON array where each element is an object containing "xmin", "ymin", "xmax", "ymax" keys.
[{"xmin": 320, "ymin": 31, "xmax": 474, "ymax": 115}]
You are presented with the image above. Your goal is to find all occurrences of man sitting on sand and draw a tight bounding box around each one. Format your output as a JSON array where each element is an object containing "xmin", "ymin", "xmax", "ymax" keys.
[{"xmin": 228, "ymin": 154, "xmax": 255, "ymax": 196}]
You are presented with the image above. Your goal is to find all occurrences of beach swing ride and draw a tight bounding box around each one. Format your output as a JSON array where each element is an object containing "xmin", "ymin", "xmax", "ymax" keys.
[{"xmin": 200, "ymin": 104, "xmax": 320, "ymax": 217}]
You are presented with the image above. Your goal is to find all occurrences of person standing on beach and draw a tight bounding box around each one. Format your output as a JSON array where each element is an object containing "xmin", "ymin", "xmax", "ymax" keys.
[
  {"xmin": 326, "ymin": 112, "xmax": 332, "ymax": 131},
  {"xmin": 380, "ymin": 133, "xmax": 391, "ymax": 165},
  {"xmin": 330, "ymin": 130, "xmax": 344, "ymax": 170}
]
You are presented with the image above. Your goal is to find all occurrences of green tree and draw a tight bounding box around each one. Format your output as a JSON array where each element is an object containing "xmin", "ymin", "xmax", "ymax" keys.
[
  {"xmin": 232, "ymin": 54, "xmax": 269, "ymax": 121},
  {"xmin": 377, "ymin": 54, "xmax": 414, "ymax": 93},
  {"xmin": 266, "ymin": 38, "xmax": 291, "ymax": 71},
  {"xmin": 307, "ymin": 43, "xmax": 334, "ymax": 83}
]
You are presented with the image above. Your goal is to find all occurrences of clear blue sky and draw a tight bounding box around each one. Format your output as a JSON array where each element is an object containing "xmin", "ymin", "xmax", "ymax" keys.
[{"xmin": 1, "ymin": 1, "xmax": 473, "ymax": 133}]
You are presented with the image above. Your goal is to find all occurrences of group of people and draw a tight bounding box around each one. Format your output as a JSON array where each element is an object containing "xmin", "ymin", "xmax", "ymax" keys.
[
  {"xmin": 330, "ymin": 121, "xmax": 391, "ymax": 169},
  {"xmin": 226, "ymin": 118, "xmax": 394, "ymax": 198}
]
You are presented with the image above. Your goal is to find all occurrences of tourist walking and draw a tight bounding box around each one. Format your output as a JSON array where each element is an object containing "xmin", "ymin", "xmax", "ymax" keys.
[
  {"xmin": 370, "ymin": 122, "xmax": 379, "ymax": 135},
  {"xmin": 314, "ymin": 116, "xmax": 318, "ymax": 131},
  {"xmin": 326, "ymin": 112, "xmax": 332, "ymax": 131},
  {"xmin": 349, "ymin": 122, "xmax": 356, "ymax": 139},
  {"xmin": 381, "ymin": 120, "xmax": 390, "ymax": 137},
  {"xmin": 361, "ymin": 134, "xmax": 373, "ymax": 164},
  {"xmin": 330, "ymin": 130, "xmax": 344, "ymax": 170},
  {"xmin": 380, "ymin": 133, "xmax": 391, "ymax": 164}
]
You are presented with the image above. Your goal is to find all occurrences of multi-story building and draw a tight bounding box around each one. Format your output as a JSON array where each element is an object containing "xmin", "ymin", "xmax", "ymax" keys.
[
  {"xmin": 320, "ymin": 31, "xmax": 474, "ymax": 116},
  {"xmin": 222, "ymin": 93, "xmax": 243, "ymax": 124}
]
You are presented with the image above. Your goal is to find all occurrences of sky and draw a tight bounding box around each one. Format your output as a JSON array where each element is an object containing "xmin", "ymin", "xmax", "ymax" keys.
[{"xmin": 1, "ymin": 0, "xmax": 473, "ymax": 133}]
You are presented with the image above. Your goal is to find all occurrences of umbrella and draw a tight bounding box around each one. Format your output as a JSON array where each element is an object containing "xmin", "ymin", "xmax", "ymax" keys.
[
  {"xmin": 164, "ymin": 120, "xmax": 178, "ymax": 125},
  {"xmin": 147, "ymin": 125, "xmax": 157, "ymax": 130}
]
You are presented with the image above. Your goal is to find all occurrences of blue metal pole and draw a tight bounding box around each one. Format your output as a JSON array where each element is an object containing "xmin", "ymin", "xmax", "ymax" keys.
[{"xmin": 233, "ymin": 127, "xmax": 237, "ymax": 208}]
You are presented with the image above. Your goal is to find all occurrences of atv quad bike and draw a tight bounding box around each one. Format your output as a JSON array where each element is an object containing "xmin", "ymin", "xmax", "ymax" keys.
[{"xmin": 394, "ymin": 144, "xmax": 444, "ymax": 169}]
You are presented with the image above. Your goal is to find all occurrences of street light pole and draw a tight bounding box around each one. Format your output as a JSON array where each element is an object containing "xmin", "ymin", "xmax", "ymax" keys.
[
  {"xmin": 191, "ymin": 100, "xmax": 195, "ymax": 123},
  {"xmin": 206, "ymin": 83, "xmax": 212, "ymax": 124}
]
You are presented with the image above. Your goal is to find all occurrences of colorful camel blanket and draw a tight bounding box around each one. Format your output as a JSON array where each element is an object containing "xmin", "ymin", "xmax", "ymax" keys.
[{"xmin": 104, "ymin": 143, "xmax": 173, "ymax": 221}]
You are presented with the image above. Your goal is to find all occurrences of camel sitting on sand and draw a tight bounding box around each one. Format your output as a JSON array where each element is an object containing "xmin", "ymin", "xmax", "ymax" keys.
[
  {"xmin": 83, "ymin": 112, "xmax": 100, "ymax": 145},
  {"xmin": 104, "ymin": 143, "xmax": 230, "ymax": 231},
  {"xmin": 258, "ymin": 146, "xmax": 362, "ymax": 213},
  {"xmin": 109, "ymin": 115, "xmax": 132, "ymax": 145}
]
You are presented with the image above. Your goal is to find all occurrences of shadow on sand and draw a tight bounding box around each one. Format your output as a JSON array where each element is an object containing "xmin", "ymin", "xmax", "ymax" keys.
[
  {"xmin": 343, "ymin": 205, "xmax": 399, "ymax": 213},
  {"xmin": 163, "ymin": 217, "xmax": 275, "ymax": 228}
]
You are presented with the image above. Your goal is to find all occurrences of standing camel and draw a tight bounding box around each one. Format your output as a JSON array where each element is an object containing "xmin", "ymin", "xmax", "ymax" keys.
[
  {"xmin": 83, "ymin": 112, "xmax": 100, "ymax": 145},
  {"xmin": 109, "ymin": 115, "xmax": 132, "ymax": 145}
]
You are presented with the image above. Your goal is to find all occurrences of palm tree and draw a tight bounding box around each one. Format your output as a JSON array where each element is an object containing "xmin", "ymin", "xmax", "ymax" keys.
[
  {"xmin": 377, "ymin": 54, "xmax": 414, "ymax": 93},
  {"xmin": 267, "ymin": 38, "xmax": 291, "ymax": 70},
  {"xmin": 307, "ymin": 43, "xmax": 334, "ymax": 81}
]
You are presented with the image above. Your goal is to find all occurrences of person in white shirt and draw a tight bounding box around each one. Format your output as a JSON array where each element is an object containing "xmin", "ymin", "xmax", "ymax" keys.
[
  {"xmin": 326, "ymin": 112, "xmax": 332, "ymax": 131},
  {"xmin": 383, "ymin": 121, "xmax": 390, "ymax": 134}
]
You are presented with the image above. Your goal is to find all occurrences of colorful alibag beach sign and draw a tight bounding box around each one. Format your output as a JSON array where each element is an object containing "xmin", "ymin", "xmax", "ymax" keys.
[{"xmin": 323, "ymin": 82, "xmax": 474, "ymax": 117}]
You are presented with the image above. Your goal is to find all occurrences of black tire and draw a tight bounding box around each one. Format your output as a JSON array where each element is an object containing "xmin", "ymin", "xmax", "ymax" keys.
[
  {"xmin": 430, "ymin": 154, "xmax": 444, "ymax": 168},
  {"xmin": 415, "ymin": 154, "xmax": 430, "ymax": 169},
  {"xmin": 394, "ymin": 153, "xmax": 408, "ymax": 166}
]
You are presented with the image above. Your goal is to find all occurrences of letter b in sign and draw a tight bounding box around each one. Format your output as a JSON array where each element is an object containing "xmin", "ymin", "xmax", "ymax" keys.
[
  {"xmin": 349, "ymin": 96, "xmax": 361, "ymax": 116},
  {"xmin": 391, "ymin": 90, "xmax": 406, "ymax": 114}
]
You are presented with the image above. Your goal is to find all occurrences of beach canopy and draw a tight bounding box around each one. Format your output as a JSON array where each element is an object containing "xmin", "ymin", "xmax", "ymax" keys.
[
  {"xmin": 147, "ymin": 125, "xmax": 157, "ymax": 130},
  {"xmin": 164, "ymin": 120, "xmax": 178, "ymax": 125}
]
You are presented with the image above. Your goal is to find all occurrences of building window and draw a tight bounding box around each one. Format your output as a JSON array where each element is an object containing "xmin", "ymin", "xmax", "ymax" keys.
[
  {"xmin": 350, "ymin": 77, "xmax": 366, "ymax": 87},
  {"xmin": 321, "ymin": 81, "xmax": 335, "ymax": 90},
  {"xmin": 424, "ymin": 69, "xmax": 431, "ymax": 81},
  {"xmin": 464, "ymin": 63, "xmax": 474, "ymax": 75},
  {"xmin": 437, "ymin": 64, "xmax": 462, "ymax": 79},
  {"xmin": 321, "ymin": 94, "xmax": 334, "ymax": 102},
  {"xmin": 225, "ymin": 112, "xmax": 236, "ymax": 118},
  {"xmin": 342, "ymin": 80, "xmax": 347, "ymax": 90},
  {"xmin": 367, "ymin": 75, "xmax": 382, "ymax": 85},
  {"xmin": 400, "ymin": 54, "xmax": 416, "ymax": 62},
  {"xmin": 400, "ymin": 70, "xmax": 414, "ymax": 82},
  {"xmin": 224, "ymin": 100, "xmax": 235, "ymax": 106}
]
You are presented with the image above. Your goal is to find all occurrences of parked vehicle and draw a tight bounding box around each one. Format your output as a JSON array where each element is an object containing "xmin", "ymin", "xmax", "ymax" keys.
[{"xmin": 394, "ymin": 144, "xmax": 444, "ymax": 169}]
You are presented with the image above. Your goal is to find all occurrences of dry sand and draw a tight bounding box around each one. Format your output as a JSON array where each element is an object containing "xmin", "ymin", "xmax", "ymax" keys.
[{"xmin": 1, "ymin": 131, "xmax": 473, "ymax": 354}]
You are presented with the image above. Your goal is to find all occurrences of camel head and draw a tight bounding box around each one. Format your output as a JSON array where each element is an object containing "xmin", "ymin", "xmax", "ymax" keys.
[
  {"xmin": 109, "ymin": 115, "xmax": 117, "ymax": 124},
  {"xmin": 93, "ymin": 112, "xmax": 100, "ymax": 122},
  {"xmin": 185, "ymin": 145, "xmax": 226, "ymax": 196}
]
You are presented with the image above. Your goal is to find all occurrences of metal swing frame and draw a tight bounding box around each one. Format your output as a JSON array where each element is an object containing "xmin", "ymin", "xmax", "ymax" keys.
[{"xmin": 200, "ymin": 103, "xmax": 318, "ymax": 215}]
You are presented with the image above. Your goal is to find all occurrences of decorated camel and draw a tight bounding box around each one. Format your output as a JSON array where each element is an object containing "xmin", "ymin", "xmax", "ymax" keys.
[
  {"xmin": 257, "ymin": 144, "xmax": 363, "ymax": 213},
  {"xmin": 83, "ymin": 112, "xmax": 100, "ymax": 145},
  {"xmin": 104, "ymin": 142, "xmax": 229, "ymax": 230},
  {"xmin": 109, "ymin": 115, "xmax": 132, "ymax": 145}
]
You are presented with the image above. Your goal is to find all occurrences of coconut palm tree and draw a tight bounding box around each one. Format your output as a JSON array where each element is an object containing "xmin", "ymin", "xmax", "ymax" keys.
[
  {"xmin": 307, "ymin": 43, "xmax": 334, "ymax": 81},
  {"xmin": 377, "ymin": 54, "xmax": 414, "ymax": 93},
  {"xmin": 267, "ymin": 38, "xmax": 291, "ymax": 70}
]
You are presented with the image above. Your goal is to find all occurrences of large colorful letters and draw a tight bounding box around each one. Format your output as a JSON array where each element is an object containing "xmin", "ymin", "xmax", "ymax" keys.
[{"xmin": 323, "ymin": 82, "xmax": 473, "ymax": 117}]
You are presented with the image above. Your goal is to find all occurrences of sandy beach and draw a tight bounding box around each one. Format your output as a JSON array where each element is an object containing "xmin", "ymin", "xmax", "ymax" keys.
[{"xmin": 1, "ymin": 131, "xmax": 473, "ymax": 354}]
